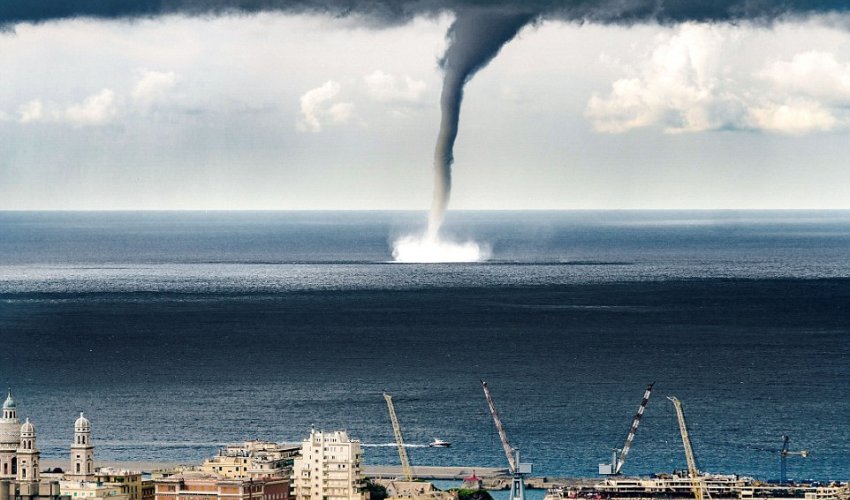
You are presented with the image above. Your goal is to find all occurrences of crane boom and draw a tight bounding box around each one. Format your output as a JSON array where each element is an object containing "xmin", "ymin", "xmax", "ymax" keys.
[
  {"xmin": 482, "ymin": 380, "xmax": 518, "ymax": 474},
  {"xmin": 780, "ymin": 435, "xmax": 809, "ymax": 483},
  {"xmin": 615, "ymin": 382, "xmax": 654, "ymax": 474},
  {"xmin": 667, "ymin": 396, "xmax": 704, "ymax": 500},
  {"xmin": 383, "ymin": 392, "xmax": 413, "ymax": 481},
  {"xmin": 481, "ymin": 381, "xmax": 528, "ymax": 500}
]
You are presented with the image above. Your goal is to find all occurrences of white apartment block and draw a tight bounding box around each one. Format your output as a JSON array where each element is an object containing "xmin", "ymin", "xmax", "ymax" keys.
[{"xmin": 292, "ymin": 430, "xmax": 365, "ymax": 500}]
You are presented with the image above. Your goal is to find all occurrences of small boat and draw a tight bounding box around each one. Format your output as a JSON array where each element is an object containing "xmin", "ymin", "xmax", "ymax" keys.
[{"xmin": 429, "ymin": 438, "xmax": 451, "ymax": 448}]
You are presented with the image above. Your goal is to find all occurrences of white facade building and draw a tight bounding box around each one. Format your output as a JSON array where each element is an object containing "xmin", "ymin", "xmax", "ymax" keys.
[{"xmin": 292, "ymin": 430, "xmax": 365, "ymax": 500}]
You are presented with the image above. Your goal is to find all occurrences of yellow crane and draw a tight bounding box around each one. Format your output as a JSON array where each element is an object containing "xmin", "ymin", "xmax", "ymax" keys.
[
  {"xmin": 383, "ymin": 392, "xmax": 413, "ymax": 481},
  {"xmin": 667, "ymin": 396, "xmax": 705, "ymax": 500}
]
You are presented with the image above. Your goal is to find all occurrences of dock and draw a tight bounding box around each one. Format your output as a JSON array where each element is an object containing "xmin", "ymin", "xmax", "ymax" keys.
[
  {"xmin": 363, "ymin": 466, "xmax": 598, "ymax": 490},
  {"xmin": 363, "ymin": 465, "xmax": 505, "ymax": 480}
]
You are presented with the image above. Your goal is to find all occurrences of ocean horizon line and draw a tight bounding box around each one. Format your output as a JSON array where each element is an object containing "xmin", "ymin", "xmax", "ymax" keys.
[{"xmin": 2, "ymin": 208, "xmax": 850, "ymax": 213}]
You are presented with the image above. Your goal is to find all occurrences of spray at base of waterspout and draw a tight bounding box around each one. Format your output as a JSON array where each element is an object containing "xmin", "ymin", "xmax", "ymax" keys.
[{"xmin": 391, "ymin": 232, "xmax": 490, "ymax": 263}]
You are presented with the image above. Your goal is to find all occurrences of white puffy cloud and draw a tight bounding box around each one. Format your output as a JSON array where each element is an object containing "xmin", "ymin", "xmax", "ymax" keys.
[
  {"xmin": 10, "ymin": 69, "xmax": 176, "ymax": 128},
  {"xmin": 748, "ymin": 100, "xmax": 838, "ymax": 134},
  {"xmin": 64, "ymin": 89, "xmax": 118, "ymax": 127},
  {"xmin": 586, "ymin": 24, "xmax": 744, "ymax": 134},
  {"xmin": 363, "ymin": 70, "xmax": 427, "ymax": 103},
  {"xmin": 18, "ymin": 100, "xmax": 44, "ymax": 123},
  {"xmin": 758, "ymin": 51, "xmax": 850, "ymax": 102},
  {"xmin": 587, "ymin": 24, "xmax": 850, "ymax": 135},
  {"xmin": 297, "ymin": 80, "xmax": 355, "ymax": 132},
  {"xmin": 328, "ymin": 101, "xmax": 355, "ymax": 123},
  {"xmin": 131, "ymin": 70, "xmax": 178, "ymax": 102},
  {"xmin": 14, "ymin": 91, "xmax": 118, "ymax": 127},
  {"xmin": 297, "ymin": 80, "xmax": 339, "ymax": 132}
]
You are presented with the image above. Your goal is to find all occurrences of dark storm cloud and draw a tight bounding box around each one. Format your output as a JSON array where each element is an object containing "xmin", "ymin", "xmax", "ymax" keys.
[{"xmin": 3, "ymin": 0, "xmax": 850, "ymax": 27}]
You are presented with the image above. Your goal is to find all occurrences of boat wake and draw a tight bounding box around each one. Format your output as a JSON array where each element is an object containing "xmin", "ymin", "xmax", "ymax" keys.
[{"xmin": 361, "ymin": 442, "xmax": 429, "ymax": 448}]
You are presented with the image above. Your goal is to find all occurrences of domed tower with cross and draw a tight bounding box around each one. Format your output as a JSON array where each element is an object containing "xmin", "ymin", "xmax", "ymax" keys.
[
  {"xmin": 16, "ymin": 418, "xmax": 40, "ymax": 483},
  {"xmin": 0, "ymin": 389, "xmax": 21, "ymax": 480},
  {"xmin": 69, "ymin": 412, "xmax": 95, "ymax": 480}
]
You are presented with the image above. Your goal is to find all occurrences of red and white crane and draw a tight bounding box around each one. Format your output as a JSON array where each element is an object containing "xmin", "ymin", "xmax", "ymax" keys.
[{"xmin": 600, "ymin": 382, "xmax": 654, "ymax": 475}]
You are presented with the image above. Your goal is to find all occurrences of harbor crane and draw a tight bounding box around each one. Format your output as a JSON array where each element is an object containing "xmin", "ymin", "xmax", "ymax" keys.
[
  {"xmin": 668, "ymin": 396, "xmax": 707, "ymax": 500},
  {"xmin": 600, "ymin": 382, "xmax": 655, "ymax": 475},
  {"xmin": 482, "ymin": 381, "xmax": 532, "ymax": 500},
  {"xmin": 383, "ymin": 392, "xmax": 413, "ymax": 481},
  {"xmin": 779, "ymin": 435, "xmax": 809, "ymax": 483}
]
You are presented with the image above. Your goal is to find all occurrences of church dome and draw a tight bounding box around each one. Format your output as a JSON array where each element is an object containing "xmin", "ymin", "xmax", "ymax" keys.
[
  {"xmin": 2, "ymin": 391, "xmax": 15, "ymax": 410},
  {"xmin": 20, "ymin": 418, "xmax": 35, "ymax": 438},
  {"xmin": 75, "ymin": 412, "xmax": 91, "ymax": 432},
  {"xmin": 0, "ymin": 390, "xmax": 20, "ymax": 449}
]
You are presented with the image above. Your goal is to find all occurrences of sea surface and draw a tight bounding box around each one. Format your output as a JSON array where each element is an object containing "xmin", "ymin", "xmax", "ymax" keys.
[{"xmin": 0, "ymin": 211, "xmax": 848, "ymax": 481}]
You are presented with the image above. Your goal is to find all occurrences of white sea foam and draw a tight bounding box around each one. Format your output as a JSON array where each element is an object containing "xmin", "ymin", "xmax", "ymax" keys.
[{"xmin": 391, "ymin": 233, "xmax": 490, "ymax": 263}]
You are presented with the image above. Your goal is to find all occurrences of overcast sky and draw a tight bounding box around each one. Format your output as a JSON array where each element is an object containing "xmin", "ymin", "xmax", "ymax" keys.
[{"xmin": 2, "ymin": 13, "xmax": 850, "ymax": 209}]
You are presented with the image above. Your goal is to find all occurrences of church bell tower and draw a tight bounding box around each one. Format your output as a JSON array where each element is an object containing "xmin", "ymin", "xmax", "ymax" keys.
[
  {"xmin": 69, "ymin": 412, "xmax": 95, "ymax": 480},
  {"xmin": 17, "ymin": 418, "xmax": 40, "ymax": 483}
]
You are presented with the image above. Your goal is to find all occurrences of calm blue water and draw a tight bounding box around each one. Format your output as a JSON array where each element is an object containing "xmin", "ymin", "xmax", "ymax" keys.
[{"xmin": 0, "ymin": 211, "xmax": 848, "ymax": 481}]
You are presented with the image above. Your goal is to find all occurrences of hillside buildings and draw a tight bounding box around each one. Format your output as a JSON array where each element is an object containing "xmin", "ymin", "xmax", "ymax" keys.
[
  {"xmin": 59, "ymin": 480, "xmax": 128, "ymax": 500},
  {"xmin": 292, "ymin": 430, "xmax": 365, "ymax": 500},
  {"xmin": 58, "ymin": 412, "xmax": 133, "ymax": 500},
  {"xmin": 0, "ymin": 389, "xmax": 153, "ymax": 500},
  {"xmin": 95, "ymin": 469, "xmax": 145, "ymax": 500},
  {"xmin": 0, "ymin": 391, "xmax": 64, "ymax": 500},
  {"xmin": 2, "ymin": 391, "xmax": 363, "ymax": 500},
  {"xmin": 155, "ymin": 432, "xmax": 366, "ymax": 500},
  {"xmin": 154, "ymin": 472, "xmax": 289, "ymax": 500},
  {"xmin": 200, "ymin": 441, "xmax": 299, "ymax": 480},
  {"xmin": 155, "ymin": 441, "xmax": 297, "ymax": 500},
  {"xmin": 383, "ymin": 481, "xmax": 453, "ymax": 500}
]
